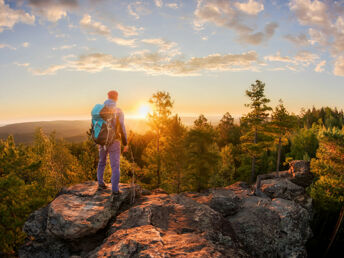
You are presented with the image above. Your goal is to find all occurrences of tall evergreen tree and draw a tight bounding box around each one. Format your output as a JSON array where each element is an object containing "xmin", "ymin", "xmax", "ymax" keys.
[
  {"xmin": 241, "ymin": 80, "xmax": 272, "ymax": 182},
  {"xmin": 162, "ymin": 115, "xmax": 187, "ymax": 193},
  {"xmin": 147, "ymin": 91, "xmax": 173, "ymax": 188},
  {"xmin": 185, "ymin": 115, "xmax": 220, "ymax": 192},
  {"xmin": 217, "ymin": 112, "xmax": 241, "ymax": 147},
  {"xmin": 270, "ymin": 100, "xmax": 297, "ymax": 174},
  {"xmin": 219, "ymin": 144, "xmax": 242, "ymax": 186},
  {"xmin": 310, "ymin": 127, "xmax": 344, "ymax": 211}
]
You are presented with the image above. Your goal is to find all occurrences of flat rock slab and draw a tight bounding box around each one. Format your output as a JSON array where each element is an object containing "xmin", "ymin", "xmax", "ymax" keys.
[
  {"xmin": 47, "ymin": 181, "xmax": 140, "ymax": 239},
  {"xmin": 88, "ymin": 193, "xmax": 250, "ymax": 257}
]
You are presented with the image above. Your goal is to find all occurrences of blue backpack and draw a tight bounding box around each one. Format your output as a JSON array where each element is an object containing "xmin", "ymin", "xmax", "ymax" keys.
[{"xmin": 91, "ymin": 104, "xmax": 118, "ymax": 146}]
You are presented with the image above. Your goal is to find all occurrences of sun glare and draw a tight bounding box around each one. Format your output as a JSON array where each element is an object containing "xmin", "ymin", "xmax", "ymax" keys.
[{"xmin": 138, "ymin": 104, "xmax": 151, "ymax": 119}]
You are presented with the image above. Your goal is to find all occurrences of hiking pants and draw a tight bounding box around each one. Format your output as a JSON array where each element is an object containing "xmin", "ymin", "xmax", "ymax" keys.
[{"xmin": 97, "ymin": 140, "xmax": 120, "ymax": 192}]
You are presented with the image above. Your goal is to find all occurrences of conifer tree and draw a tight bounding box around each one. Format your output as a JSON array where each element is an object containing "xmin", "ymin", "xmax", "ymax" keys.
[
  {"xmin": 147, "ymin": 91, "xmax": 173, "ymax": 188},
  {"xmin": 219, "ymin": 143, "xmax": 241, "ymax": 185},
  {"xmin": 310, "ymin": 128, "xmax": 344, "ymax": 211},
  {"xmin": 241, "ymin": 80, "xmax": 272, "ymax": 182},
  {"xmin": 185, "ymin": 115, "xmax": 220, "ymax": 192},
  {"xmin": 162, "ymin": 115, "xmax": 187, "ymax": 193},
  {"xmin": 270, "ymin": 100, "xmax": 297, "ymax": 174},
  {"xmin": 217, "ymin": 112, "xmax": 241, "ymax": 147}
]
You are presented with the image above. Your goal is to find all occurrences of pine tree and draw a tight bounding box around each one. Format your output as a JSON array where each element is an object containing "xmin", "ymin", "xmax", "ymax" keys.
[
  {"xmin": 217, "ymin": 112, "xmax": 241, "ymax": 147},
  {"xmin": 219, "ymin": 144, "xmax": 242, "ymax": 186},
  {"xmin": 241, "ymin": 80, "xmax": 272, "ymax": 182},
  {"xmin": 310, "ymin": 127, "xmax": 344, "ymax": 211},
  {"xmin": 162, "ymin": 115, "xmax": 187, "ymax": 193},
  {"xmin": 185, "ymin": 115, "xmax": 220, "ymax": 192},
  {"xmin": 270, "ymin": 100, "xmax": 297, "ymax": 174},
  {"xmin": 147, "ymin": 91, "xmax": 173, "ymax": 188}
]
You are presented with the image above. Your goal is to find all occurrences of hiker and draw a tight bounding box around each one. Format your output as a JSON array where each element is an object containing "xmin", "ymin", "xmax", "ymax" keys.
[{"xmin": 96, "ymin": 90, "xmax": 128, "ymax": 195}]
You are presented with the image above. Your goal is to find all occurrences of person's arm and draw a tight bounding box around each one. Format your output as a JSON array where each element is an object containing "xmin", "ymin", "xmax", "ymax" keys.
[{"xmin": 118, "ymin": 109, "xmax": 128, "ymax": 146}]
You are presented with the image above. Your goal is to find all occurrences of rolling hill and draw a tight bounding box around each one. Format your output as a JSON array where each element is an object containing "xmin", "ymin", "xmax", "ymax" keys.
[
  {"xmin": 0, "ymin": 119, "xmax": 149, "ymax": 144},
  {"xmin": 0, "ymin": 115, "xmax": 225, "ymax": 144}
]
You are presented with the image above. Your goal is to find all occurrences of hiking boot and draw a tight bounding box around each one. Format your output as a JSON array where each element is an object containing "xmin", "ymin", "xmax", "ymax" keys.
[
  {"xmin": 97, "ymin": 184, "xmax": 107, "ymax": 190},
  {"xmin": 111, "ymin": 190, "xmax": 122, "ymax": 196}
]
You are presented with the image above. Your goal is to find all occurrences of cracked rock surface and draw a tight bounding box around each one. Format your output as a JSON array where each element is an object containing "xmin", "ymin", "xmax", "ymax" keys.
[{"xmin": 20, "ymin": 167, "xmax": 313, "ymax": 258}]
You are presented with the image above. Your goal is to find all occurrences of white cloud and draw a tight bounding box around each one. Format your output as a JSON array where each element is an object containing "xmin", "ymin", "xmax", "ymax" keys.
[
  {"xmin": 289, "ymin": 0, "xmax": 329, "ymax": 28},
  {"xmin": 166, "ymin": 3, "xmax": 179, "ymax": 9},
  {"xmin": 30, "ymin": 64, "xmax": 66, "ymax": 75},
  {"xmin": 22, "ymin": 42, "xmax": 29, "ymax": 47},
  {"xmin": 284, "ymin": 33, "xmax": 308, "ymax": 46},
  {"xmin": 127, "ymin": 2, "xmax": 151, "ymax": 20},
  {"xmin": 335, "ymin": 17, "xmax": 344, "ymax": 34},
  {"xmin": 264, "ymin": 51, "xmax": 319, "ymax": 67},
  {"xmin": 334, "ymin": 56, "xmax": 344, "ymax": 76},
  {"xmin": 289, "ymin": 0, "xmax": 344, "ymax": 76},
  {"xmin": 294, "ymin": 50, "xmax": 319, "ymax": 66},
  {"xmin": 80, "ymin": 14, "xmax": 110, "ymax": 36},
  {"xmin": 194, "ymin": 0, "xmax": 277, "ymax": 45},
  {"xmin": 314, "ymin": 60, "xmax": 326, "ymax": 72},
  {"xmin": 141, "ymin": 38, "xmax": 180, "ymax": 57},
  {"xmin": 0, "ymin": 43, "xmax": 16, "ymax": 50},
  {"xmin": 0, "ymin": 0, "xmax": 35, "ymax": 32},
  {"xmin": 14, "ymin": 62, "xmax": 30, "ymax": 67},
  {"xmin": 308, "ymin": 28, "xmax": 327, "ymax": 46},
  {"xmin": 128, "ymin": 4, "xmax": 139, "ymax": 19},
  {"xmin": 154, "ymin": 0, "xmax": 163, "ymax": 8},
  {"xmin": 142, "ymin": 38, "xmax": 177, "ymax": 50},
  {"xmin": 116, "ymin": 23, "xmax": 143, "ymax": 37},
  {"xmin": 234, "ymin": 0, "xmax": 264, "ymax": 15},
  {"xmin": 80, "ymin": 15, "xmax": 138, "ymax": 47},
  {"xmin": 240, "ymin": 22, "xmax": 278, "ymax": 45},
  {"xmin": 29, "ymin": 50, "xmax": 259, "ymax": 76},
  {"xmin": 27, "ymin": 0, "xmax": 77, "ymax": 22},
  {"xmin": 108, "ymin": 37, "xmax": 136, "ymax": 47},
  {"xmin": 264, "ymin": 51, "xmax": 293, "ymax": 63},
  {"xmin": 52, "ymin": 44, "xmax": 76, "ymax": 51}
]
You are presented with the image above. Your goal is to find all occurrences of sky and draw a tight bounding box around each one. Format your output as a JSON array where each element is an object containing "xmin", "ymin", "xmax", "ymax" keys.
[{"xmin": 1, "ymin": 0, "xmax": 344, "ymax": 125}]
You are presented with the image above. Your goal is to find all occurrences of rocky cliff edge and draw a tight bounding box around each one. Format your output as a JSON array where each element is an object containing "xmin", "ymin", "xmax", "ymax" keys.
[{"xmin": 20, "ymin": 161, "xmax": 313, "ymax": 258}]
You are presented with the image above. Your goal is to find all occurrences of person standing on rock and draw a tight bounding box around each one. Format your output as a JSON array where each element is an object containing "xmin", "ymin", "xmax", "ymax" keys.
[{"xmin": 96, "ymin": 90, "xmax": 128, "ymax": 195}]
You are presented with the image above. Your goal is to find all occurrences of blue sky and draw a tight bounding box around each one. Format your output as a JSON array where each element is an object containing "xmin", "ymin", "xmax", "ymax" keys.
[{"xmin": 1, "ymin": 0, "xmax": 344, "ymax": 124}]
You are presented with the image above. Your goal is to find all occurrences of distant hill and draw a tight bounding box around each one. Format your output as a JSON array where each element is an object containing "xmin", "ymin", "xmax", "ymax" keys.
[
  {"xmin": 0, "ymin": 115, "xmax": 225, "ymax": 144},
  {"xmin": 0, "ymin": 119, "xmax": 149, "ymax": 144}
]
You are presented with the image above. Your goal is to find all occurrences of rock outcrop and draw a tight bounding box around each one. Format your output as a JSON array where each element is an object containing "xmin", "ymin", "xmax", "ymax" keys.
[
  {"xmin": 20, "ymin": 163, "xmax": 313, "ymax": 258},
  {"xmin": 20, "ymin": 182, "xmax": 141, "ymax": 257}
]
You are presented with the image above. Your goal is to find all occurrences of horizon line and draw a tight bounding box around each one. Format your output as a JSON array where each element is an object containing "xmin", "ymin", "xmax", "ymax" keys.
[{"xmin": 0, "ymin": 113, "xmax": 243, "ymax": 127}]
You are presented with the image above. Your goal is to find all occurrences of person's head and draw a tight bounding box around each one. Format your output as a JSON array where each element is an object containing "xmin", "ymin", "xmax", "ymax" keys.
[{"xmin": 108, "ymin": 90, "xmax": 118, "ymax": 101}]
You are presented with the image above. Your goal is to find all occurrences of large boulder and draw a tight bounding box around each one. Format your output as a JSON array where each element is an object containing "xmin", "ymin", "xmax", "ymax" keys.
[
  {"xmin": 228, "ymin": 183, "xmax": 312, "ymax": 257},
  {"xmin": 260, "ymin": 177, "xmax": 305, "ymax": 200},
  {"xmin": 19, "ymin": 207, "xmax": 70, "ymax": 258},
  {"xmin": 20, "ymin": 182, "xmax": 140, "ymax": 258},
  {"xmin": 47, "ymin": 181, "xmax": 140, "ymax": 239},
  {"xmin": 288, "ymin": 160, "xmax": 313, "ymax": 187},
  {"xmin": 188, "ymin": 187, "xmax": 242, "ymax": 216},
  {"xmin": 88, "ymin": 193, "xmax": 250, "ymax": 257}
]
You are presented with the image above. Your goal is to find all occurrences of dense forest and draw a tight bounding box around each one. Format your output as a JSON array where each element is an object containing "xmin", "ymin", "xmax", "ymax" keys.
[{"xmin": 1, "ymin": 80, "xmax": 343, "ymax": 256}]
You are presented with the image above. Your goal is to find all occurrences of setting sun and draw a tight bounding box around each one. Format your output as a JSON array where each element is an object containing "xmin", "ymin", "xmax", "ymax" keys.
[{"xmin": 138, "ymin": 104, "xmax": 151, "ymax": 119}]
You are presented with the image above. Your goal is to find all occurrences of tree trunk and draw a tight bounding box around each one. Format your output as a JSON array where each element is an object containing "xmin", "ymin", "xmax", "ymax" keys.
[
  {"xmin": 276, "ymin": 137, "xmax": 282, "ymax": 176},
  {"xmin": 251, "ymin": 128, "xmax": 257, "ymax": 183},
  {"xmin": 251, "ymin": 157, "xmax": 256, "ymax": 183},
  {"xmin": 156, "ymin": 132, "xmax": 161, "ymax": 188},
  {"xmin": 177, "ymin": 169, "xmax": 180, "ymax": 193},
  {"xmin": 325, "ymin": 206, "xmax": 344, "ymax": 256}
]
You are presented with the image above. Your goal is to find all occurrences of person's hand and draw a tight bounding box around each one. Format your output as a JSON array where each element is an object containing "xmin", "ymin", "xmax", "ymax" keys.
[{"xmin": 123, "ymin": 146, "xmax": 129, "ymax": 153}]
